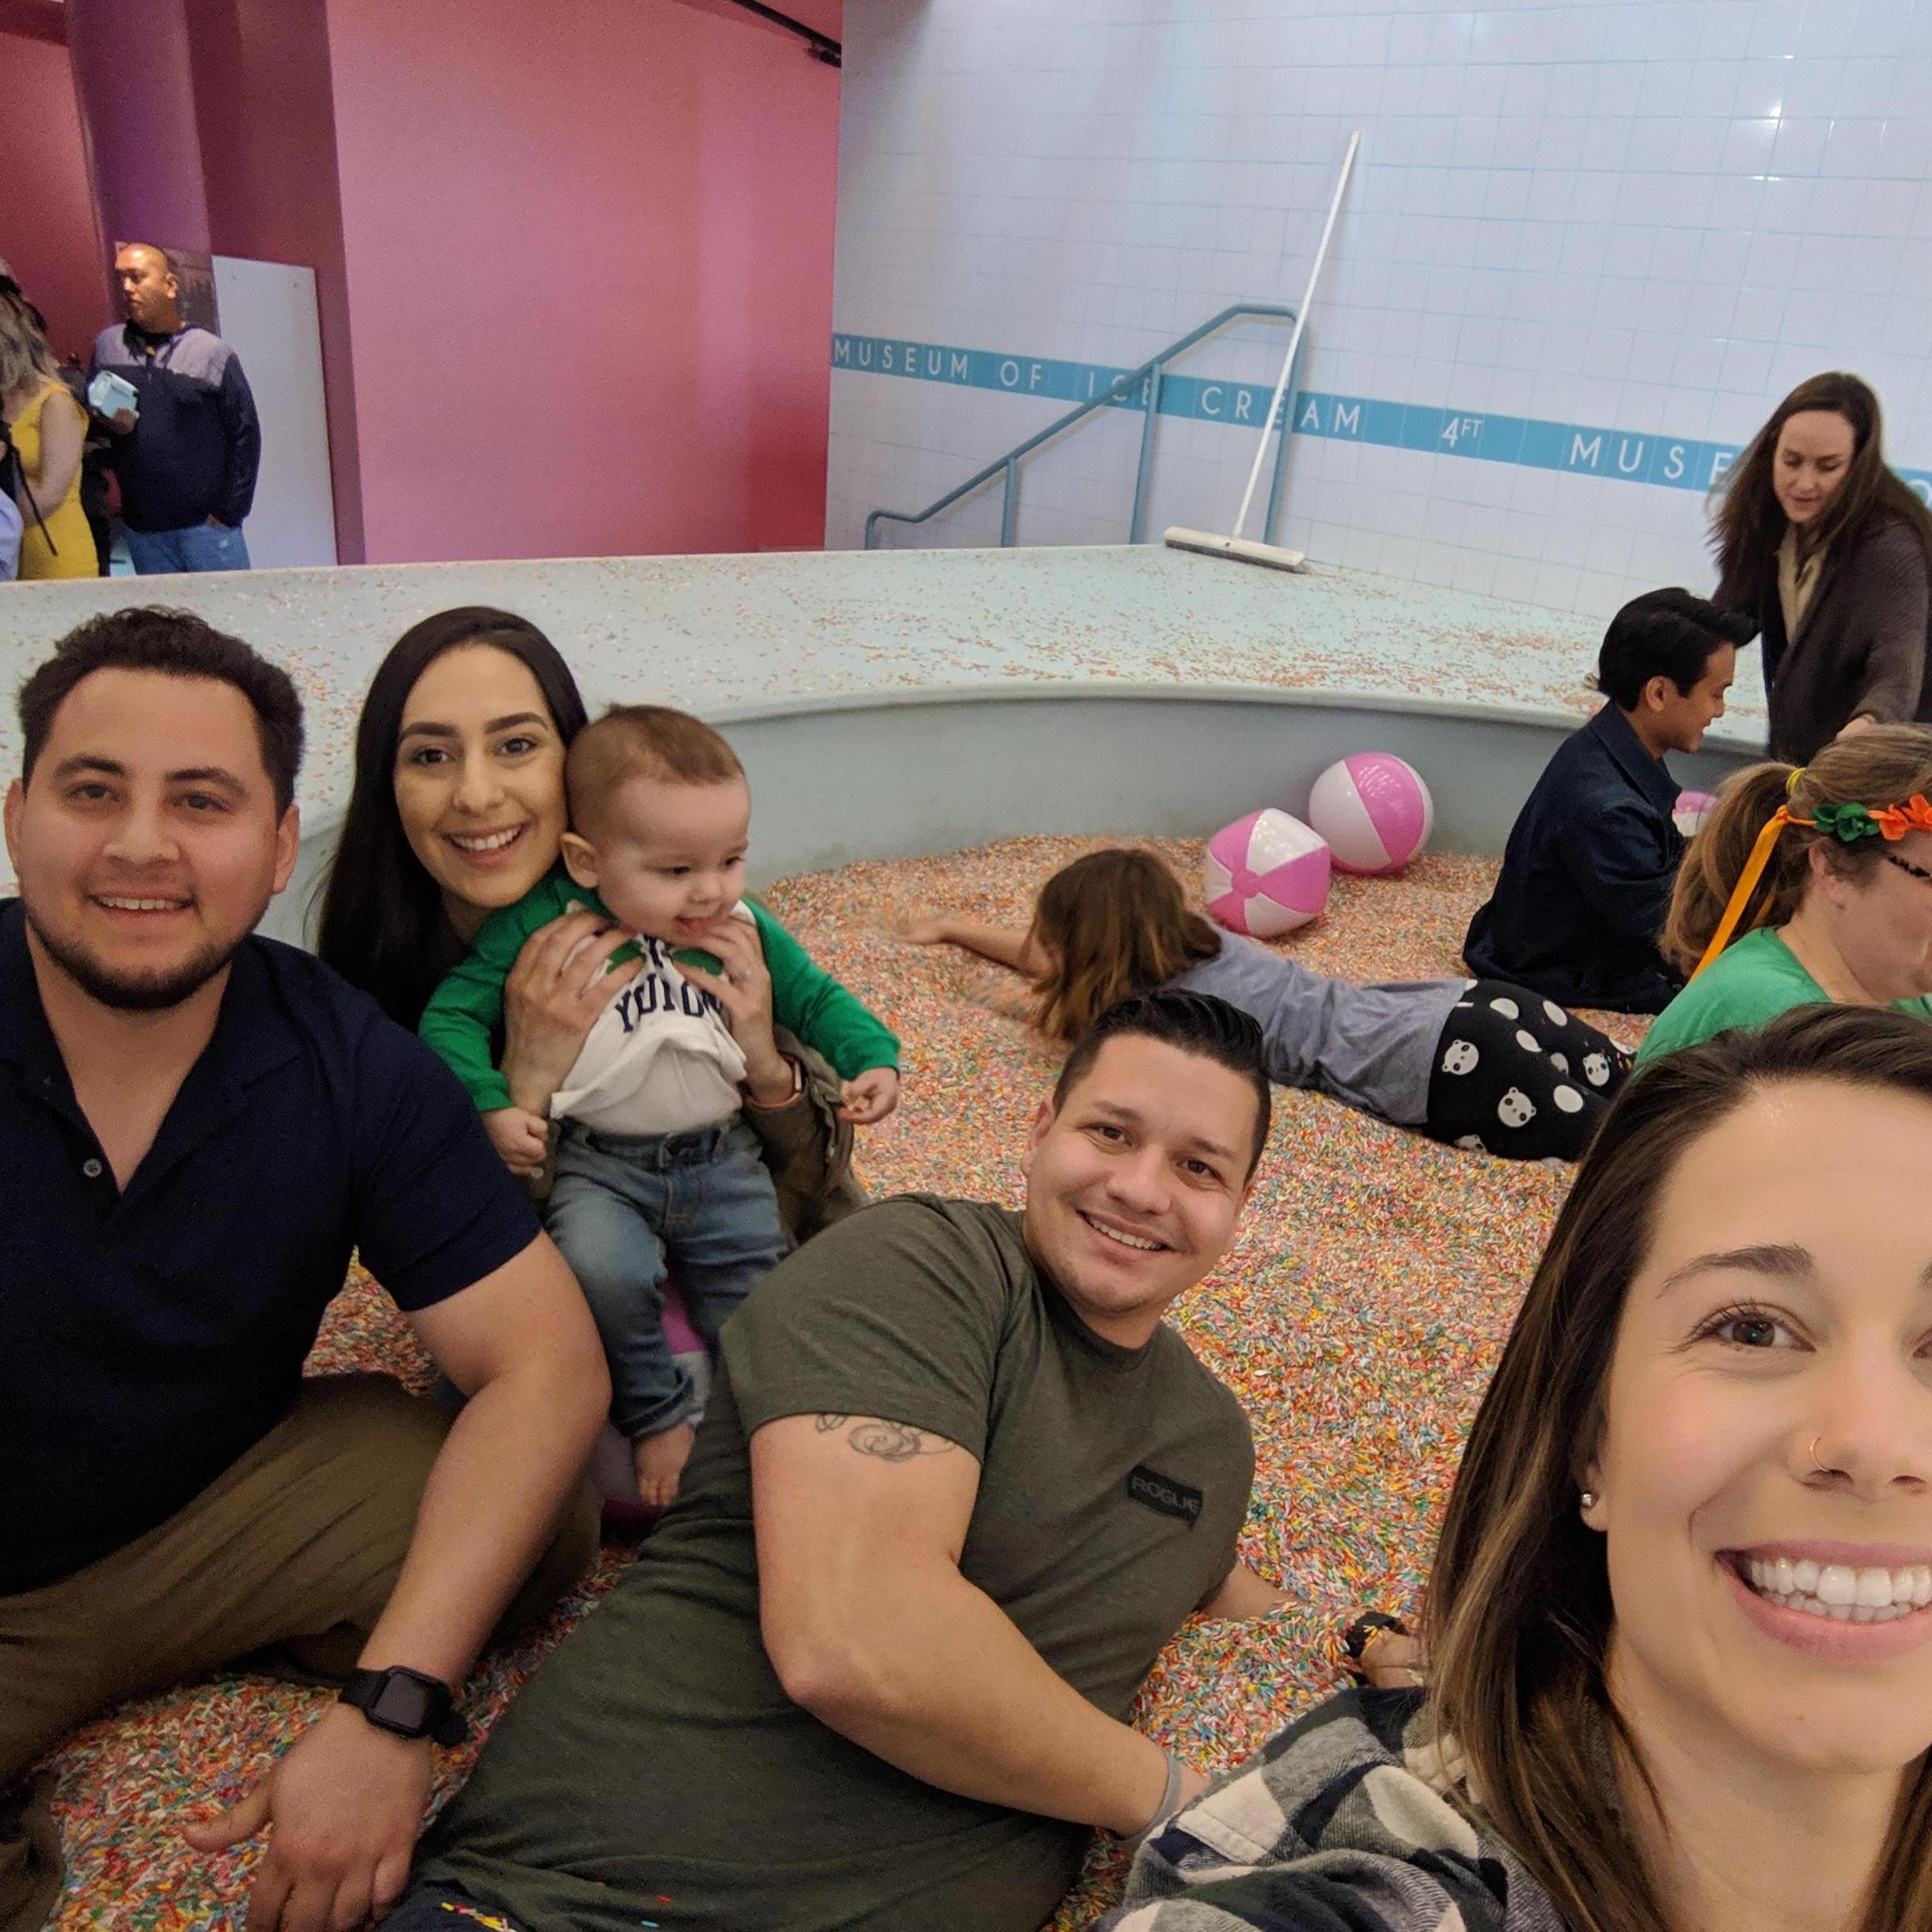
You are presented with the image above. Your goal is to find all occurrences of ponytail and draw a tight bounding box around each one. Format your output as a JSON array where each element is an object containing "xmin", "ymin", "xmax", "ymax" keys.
[
  {"xmin": 1662, "ymin": 725, "xmax": 1932, "ymax": 974},
  {"xmin": 1661, "ymin": 765, "xmax": 1801, "ymax": 973}
]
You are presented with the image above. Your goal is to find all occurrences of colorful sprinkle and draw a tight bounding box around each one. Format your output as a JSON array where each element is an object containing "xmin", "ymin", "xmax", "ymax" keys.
[{"xmin": 40, "ymin": 837, "xmax": 1627, "ymax": 1929}]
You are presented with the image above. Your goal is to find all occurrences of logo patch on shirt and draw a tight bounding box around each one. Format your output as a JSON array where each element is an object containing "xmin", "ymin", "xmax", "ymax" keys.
[{"xmin": 1127, "ymin": 1464, "xmax": 1203, "ymax": 1526}]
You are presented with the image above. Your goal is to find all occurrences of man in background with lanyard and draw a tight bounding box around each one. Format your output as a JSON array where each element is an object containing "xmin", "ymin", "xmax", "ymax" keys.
[{"xmin": 89, "ymin": 244, "xmax": 261, "ymax": 574}]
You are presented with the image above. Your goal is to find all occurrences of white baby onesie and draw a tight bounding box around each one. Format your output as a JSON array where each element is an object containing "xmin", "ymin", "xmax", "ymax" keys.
[{"xmin": 547, "ymin": 903, "xmax": 755, "ymax": 1137}]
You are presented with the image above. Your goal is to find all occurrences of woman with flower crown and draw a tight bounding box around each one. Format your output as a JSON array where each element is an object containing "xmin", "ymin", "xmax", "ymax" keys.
[{"xmin": 1638, "ymin": 724, "xmax": 1932, "ymax": 1062}]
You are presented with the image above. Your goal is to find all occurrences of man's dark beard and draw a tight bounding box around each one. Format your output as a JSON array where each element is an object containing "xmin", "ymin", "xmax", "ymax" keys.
[{"xmin": 25, "ymin": 906, "xmax": 238, "ymax": 1013}]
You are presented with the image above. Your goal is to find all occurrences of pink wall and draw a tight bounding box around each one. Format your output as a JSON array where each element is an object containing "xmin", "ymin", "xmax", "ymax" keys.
[
  {"xmin": 0, "ymin": 21, "xmax": 112, "ymax": 362},
  {"xmin": 184, "ymin": 0, "xmax": 365, "ymax": 559},
  {"xmin": 65, "ymin": 0, "xmax": 211, "ymax": 261},
  {"xmin": 66, "ymin": 0, "xmax": 367, "ymax": 559},
  {"xmin": 16, "ymin": 0, "xmax": 843, "ymax": 566},
  {"xmin": 324, "ymin": 0, "xmax": 841, "ymax": 564}
]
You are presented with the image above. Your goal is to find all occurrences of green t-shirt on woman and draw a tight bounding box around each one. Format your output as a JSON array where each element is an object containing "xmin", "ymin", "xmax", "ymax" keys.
[{"xmin": 1636, "ymin": 924, "xmax": 1932, "ymax": 1064}]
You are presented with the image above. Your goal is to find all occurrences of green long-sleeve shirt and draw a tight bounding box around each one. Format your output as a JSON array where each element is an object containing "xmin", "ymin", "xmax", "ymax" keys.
[{"xmin": 419, "ymin": 870, "xmax": 899, "ymax": 1115}]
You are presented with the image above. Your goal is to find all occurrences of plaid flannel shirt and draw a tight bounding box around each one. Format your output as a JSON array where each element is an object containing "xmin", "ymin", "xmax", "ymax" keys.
[{"xmin": 1098, "ymin": 1688, "xmax": 1570, "ymax": 1932}]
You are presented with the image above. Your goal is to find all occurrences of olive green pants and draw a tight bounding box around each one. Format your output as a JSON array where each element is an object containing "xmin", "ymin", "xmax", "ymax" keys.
[{"xmin": 0, "ymin": 1373, "xmax": 598, "ymax": 1931}]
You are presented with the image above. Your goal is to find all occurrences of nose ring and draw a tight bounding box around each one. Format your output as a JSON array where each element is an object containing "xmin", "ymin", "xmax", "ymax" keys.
[{"xmin": 1809, "ymin": 1434, "xmax": 1830, "ymax": 1475}]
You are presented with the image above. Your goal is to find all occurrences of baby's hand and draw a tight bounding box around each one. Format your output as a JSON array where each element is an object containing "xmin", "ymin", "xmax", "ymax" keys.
[
  {"xmin": 483, "ymin": 1104, "xmax": 550, "ymax": 1175},
  {"xmin": 839, "ymin": 1067, "xmax": 901, "ymax": 1125}
]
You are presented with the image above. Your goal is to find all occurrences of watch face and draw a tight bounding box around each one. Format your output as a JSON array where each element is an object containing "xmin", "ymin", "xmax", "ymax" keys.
[{"xmin": 370, "ymin": 1673, "xmax": 434, "ymax": 1733}]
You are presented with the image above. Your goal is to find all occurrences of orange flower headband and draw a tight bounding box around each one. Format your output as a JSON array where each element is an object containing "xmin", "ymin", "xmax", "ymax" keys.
[{"xmin": 1689, "ymin": 782, "xmax": 1932, "ymax": 979}]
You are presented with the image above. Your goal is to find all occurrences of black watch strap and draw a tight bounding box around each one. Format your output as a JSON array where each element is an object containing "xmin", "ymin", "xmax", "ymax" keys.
[{"xmin": 338, "ymin": 1665, "xmax": 468, "ymax": 1747}]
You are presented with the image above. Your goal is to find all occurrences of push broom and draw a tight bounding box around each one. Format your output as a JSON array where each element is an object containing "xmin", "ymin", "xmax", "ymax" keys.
[{"xmin": 1165, "ymin": 127, "xmax": 1362, "ymax": 573}]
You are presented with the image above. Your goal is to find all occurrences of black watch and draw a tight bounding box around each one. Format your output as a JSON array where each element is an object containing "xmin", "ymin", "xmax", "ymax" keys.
[{"xmin": 338, "ymin": 1665, "xmax": 468, "ymax": 1746}]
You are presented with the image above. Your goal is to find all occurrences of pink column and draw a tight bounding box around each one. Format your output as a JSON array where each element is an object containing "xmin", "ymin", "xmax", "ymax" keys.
[
  {"xmin": 0, "ymin": 10, "xmax": 112, "ymax": 359},
  {"xmin": 184, "ymin": 0, "xmax": 366, "ymax": 559},
  {"xmin": 66, "ymin": 0, "xmax": 211, "ymax": 258}
]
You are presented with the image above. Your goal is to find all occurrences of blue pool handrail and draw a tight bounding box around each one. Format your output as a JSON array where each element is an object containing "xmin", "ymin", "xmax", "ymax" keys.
[{"xmin": 862, "ymin": 301, "xmax": 1301, "ymax": 551}]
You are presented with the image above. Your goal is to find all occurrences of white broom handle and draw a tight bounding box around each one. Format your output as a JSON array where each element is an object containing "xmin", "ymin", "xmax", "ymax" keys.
[{"xmin": 1231, "ymin": 127, "xmax": 1361, "ymax": 541}]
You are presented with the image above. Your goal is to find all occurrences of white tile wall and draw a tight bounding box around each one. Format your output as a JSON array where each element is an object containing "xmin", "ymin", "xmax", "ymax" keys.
[{"xmin": 826, "ymin": 0, "xmax": 1932, "ymax": 619}]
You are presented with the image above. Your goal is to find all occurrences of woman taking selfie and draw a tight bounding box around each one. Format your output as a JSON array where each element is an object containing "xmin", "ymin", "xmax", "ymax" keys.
[
  {"xmin": 1713, "ymin": 372, "xmax": 1932, "ymax": 763},
  {"xmin": 1104, "ymin": 1005, "xmax": 1932, "ymax": 1932}
]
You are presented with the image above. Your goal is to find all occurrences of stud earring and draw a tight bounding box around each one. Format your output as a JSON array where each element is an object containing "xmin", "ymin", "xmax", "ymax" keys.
[{"xmin": 1578, "ymin": 1490, "xmax": 1598, "ymax": 1510}]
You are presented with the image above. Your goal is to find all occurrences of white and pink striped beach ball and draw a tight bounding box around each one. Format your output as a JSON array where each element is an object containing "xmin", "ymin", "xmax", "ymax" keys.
[
  {"xmin": 1674, "ymin": 789, "xmax": 1718, "ymax": 837},
  {"xmin": 1204, "ymin": 809, "xmax": 1332, "ymax": 937},
  {"xmin": 1307, "ymin": 753, "xmax": 1434, "ymax": 875}
]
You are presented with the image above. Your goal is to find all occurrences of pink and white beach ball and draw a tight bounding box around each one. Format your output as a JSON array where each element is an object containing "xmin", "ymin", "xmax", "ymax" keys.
[
  {"xmin": 1307, "ymin": 753, "xmax": 1434, "ymax": 875},
  {"xmin": 1673, "ymin": 789, "xmax": 1718, "ymax": 837},
  {"xmin": 1204, "ymin": 809, "xmax": 1332, "ymax": 937}
]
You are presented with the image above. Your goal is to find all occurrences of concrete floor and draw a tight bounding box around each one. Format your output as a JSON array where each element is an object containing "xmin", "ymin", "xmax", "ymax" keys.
[{"xmin": 0, "ymin": 544, "xmax": 1767, "ymax": 832}]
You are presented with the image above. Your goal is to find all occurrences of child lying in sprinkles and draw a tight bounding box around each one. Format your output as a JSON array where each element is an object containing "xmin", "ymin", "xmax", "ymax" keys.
[
  {"xmin": 896, "ymin": 845, "xmax": 1632, "ymax": 1162},
  {"xmin": 421, "ymin": 704, "xmax": 900, "ymax": 1506}
]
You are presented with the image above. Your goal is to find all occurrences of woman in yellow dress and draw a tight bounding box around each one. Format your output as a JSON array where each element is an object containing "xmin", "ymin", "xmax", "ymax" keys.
[{"xmin": 1, "ymin": 286, "xmax": 97, "ymax": 579}]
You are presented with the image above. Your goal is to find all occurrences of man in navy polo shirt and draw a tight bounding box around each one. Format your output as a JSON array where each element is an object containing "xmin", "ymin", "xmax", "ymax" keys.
[
  {"xmin": 0, "ymin": 609, "xmax": 610, "ymax": 1932},
  {"xmin": 1464, "ymin": 589, "xmax": 1752, "ymax": 1014}
]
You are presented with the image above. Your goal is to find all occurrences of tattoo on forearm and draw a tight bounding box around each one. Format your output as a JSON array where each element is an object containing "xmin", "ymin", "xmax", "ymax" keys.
[{"xmin": 813, "ymin": 1414, "xmax": 957, "ymax": 1460}]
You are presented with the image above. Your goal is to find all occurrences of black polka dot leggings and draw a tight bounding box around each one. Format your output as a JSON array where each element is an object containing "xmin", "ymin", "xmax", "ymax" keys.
[{"xmin": 1422, "ymin": 979, "xmax": 1632, "ymax": 1161}]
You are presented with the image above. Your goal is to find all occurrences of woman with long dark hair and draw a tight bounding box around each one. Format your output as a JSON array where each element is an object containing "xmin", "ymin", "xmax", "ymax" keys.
[
  {"xmin": 316, "ymin": 607, "xmax": 852, "ymax": 1231},
  {"xmin": 1712, "ymin": 372, "xmax": 1932, "ymax": 763},
  {"xmin": 1106, "ymin": 1004, "xmax": 1932, "ymax": 1932},
  {"xmin": 318, "ymin": 607, "xmax": 589, "ymax": 1029}
]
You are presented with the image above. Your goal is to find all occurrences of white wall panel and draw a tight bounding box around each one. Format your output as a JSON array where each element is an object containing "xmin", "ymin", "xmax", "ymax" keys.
[
  {"xmin": 828, "ymin": 0, "xmax": 1932, "ymax": 618},
  {"xmin": 209, "ymin": 256, "xmax": 337, "ymax": 569}
]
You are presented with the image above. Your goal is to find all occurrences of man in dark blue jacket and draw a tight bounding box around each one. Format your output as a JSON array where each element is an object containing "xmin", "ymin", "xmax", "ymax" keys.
[
  {"xmin": 89, "ymin": 244, "xmax": 261, "ymax": 574},
  {"xmin": 1464, "ymin": 589, "xmax": 1750, "ymax": 1013}
]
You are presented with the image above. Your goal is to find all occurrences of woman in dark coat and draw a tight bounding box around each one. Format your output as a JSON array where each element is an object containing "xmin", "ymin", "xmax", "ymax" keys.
[{"xmin": 1713, "ymin": 370, "xmax": 1932, "ymax": 763}]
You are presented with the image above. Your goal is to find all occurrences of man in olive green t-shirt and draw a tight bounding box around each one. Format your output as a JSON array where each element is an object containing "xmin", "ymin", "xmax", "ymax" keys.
[{"xmin": 398, "ymin": 991, "xmax": 1293, "ymax": 1932}]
